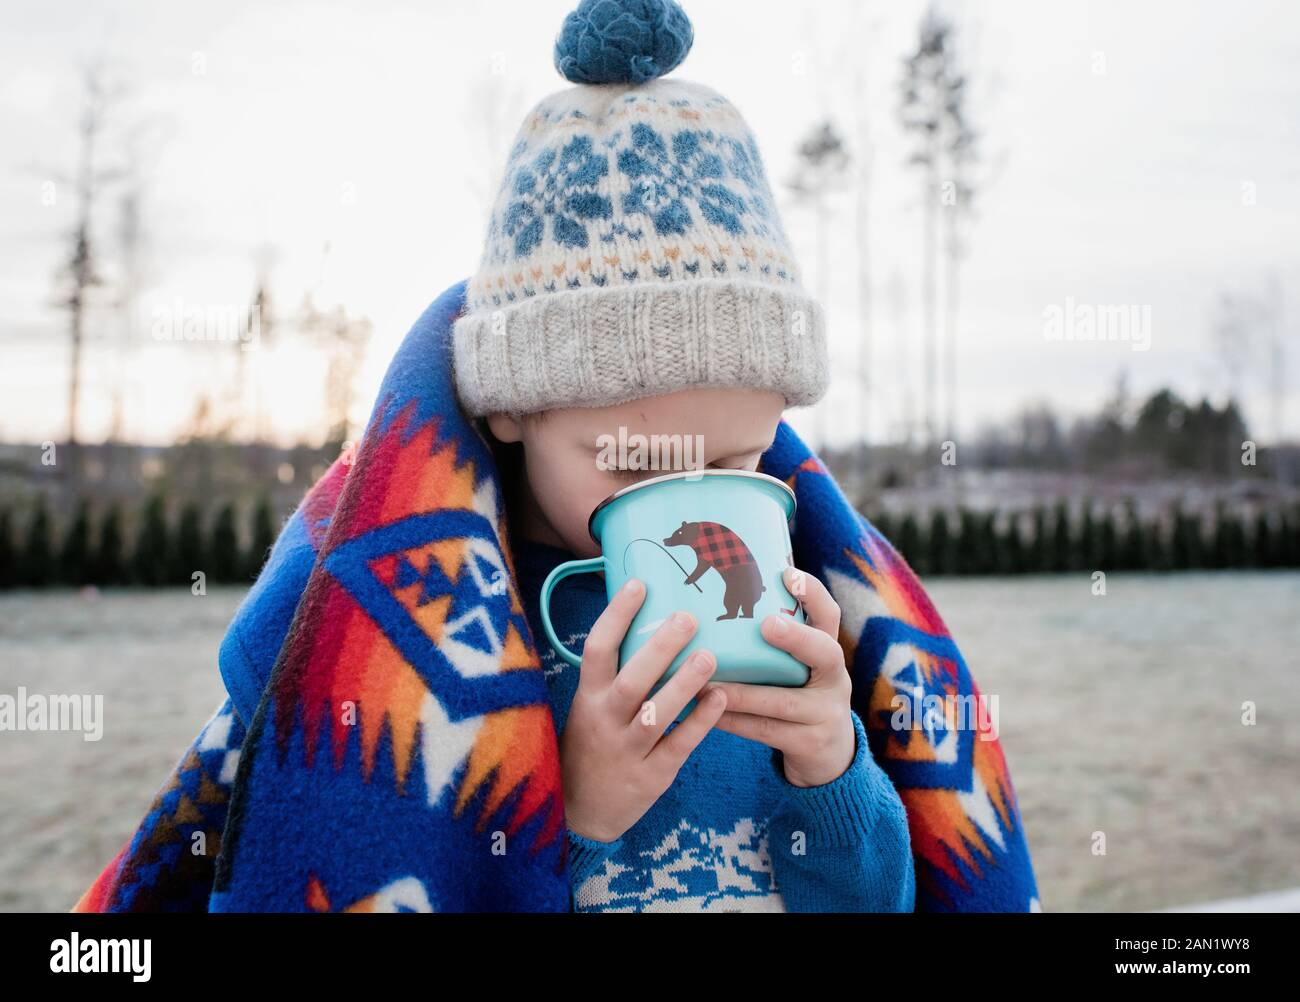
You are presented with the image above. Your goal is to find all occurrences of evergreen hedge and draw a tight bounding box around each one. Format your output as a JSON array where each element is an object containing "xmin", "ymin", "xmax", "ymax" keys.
[
  {"xmin": 0, "ymin": 495, "xmax": 283, "ymax": 588},
  {"xmin": 0, "ymin": 493, "xmax": 1297, "ymax": 588}
]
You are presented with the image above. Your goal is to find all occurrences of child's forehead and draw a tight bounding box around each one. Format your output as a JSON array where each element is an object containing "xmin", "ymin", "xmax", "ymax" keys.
[{"xmin": 544, "ymin": 389, "xmax": 782, "ymax": 453}]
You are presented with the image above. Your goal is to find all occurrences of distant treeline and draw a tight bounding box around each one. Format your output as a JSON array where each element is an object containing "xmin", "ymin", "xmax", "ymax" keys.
[
  {"xmin": 823, "ymin": 387, "xmax": 1298, "ymax": 492},
  {"xmin": 870, "ymin": 500, "xmax": 1300, "ymax": 576},
  {"xmin": 971, "ymin": 389, "xmax": 1258, "ymax": 477},
  {"xmin": 0, "ymin": 494, "xmax": 281, "ymax": 589}
]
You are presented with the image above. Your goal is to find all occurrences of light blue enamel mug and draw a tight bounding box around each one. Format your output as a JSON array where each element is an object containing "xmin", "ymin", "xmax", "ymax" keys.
[{"xmin": 539, "ymin": 469, "xmax": 808, "ymax": 720}]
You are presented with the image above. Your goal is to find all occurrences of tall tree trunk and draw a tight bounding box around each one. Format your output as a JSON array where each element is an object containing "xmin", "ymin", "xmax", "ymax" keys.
[
  {"xmin": 922, "ymin": 158, "xmax": 938, "ymax": 453},
  {"xmin": 815, "ymin": 190, "xmax": 830, "ymax": 453},
  {"xmin": 944, "ymin": 204, "xmax": 959, "ymax": 445},
  {"xmin": 64, "ymin": 68, "xmax": 110, "ymax": 487},
  {"xmin": 67, "ymin": 281, "xmax": 83, "ymax": 482},
  {"xmin": 855, "ymin": 69, "xmax": 873, "ymax": 489}
]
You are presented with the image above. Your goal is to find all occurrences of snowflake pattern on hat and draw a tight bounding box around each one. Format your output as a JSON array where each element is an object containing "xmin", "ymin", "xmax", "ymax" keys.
[
  {"xmin": 617, "ymin": 122, "xmax": 750, "ymax": 237},
  {"xmin": 471, "ymin": 83, "xmax": 802, "ymax": 297},
  {"xmin": 502, "ymin": 135, "xmax": 613, "ymax": 257}
]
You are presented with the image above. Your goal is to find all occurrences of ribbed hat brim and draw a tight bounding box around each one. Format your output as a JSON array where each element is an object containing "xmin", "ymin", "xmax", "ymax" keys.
[{"xmin": 451, "ymin": 278, "xmax": 829, "ymax": 417}]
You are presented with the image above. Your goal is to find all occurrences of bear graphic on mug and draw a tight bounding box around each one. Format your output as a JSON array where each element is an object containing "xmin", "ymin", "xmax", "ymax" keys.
[{"xmin": 662, "ymin": 520, "xmax": 767, "ymax": 621}]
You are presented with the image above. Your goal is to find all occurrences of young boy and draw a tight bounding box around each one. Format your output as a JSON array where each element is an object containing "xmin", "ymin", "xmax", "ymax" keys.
[{"xmin": 448, "ymin": 0, "xmax": 915, "ymax": 910}]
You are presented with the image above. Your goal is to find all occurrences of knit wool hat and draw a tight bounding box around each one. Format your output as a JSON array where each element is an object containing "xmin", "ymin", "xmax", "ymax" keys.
[{"xmin": 452, "ymin": 0, "xmax": 830, "ymax": 418}]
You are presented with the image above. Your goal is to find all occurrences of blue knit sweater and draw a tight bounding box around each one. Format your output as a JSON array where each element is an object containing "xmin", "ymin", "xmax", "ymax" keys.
[{"xmin": 514, "ymin": 535, "xmax": 917, "ymax": 913}]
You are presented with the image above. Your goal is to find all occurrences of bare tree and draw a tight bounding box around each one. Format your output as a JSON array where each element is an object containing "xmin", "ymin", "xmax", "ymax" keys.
[
  {"xmin": 886, "ymin": 267, "xmax": 913, "ymax": 450},
  {"xmin": 787, "ymin": 120, "xmax": 851, "ymax": 452},
  {"xmin": 940, "ymin": 11, "xmax": 1006, "ymax": 449},
  {"xmin": 228, "ymin": 243, "xmax": 280, "ymax": 451},
  {"xmin": 1264, "ymin": 275, "xmax": 1286, "ymax": 449},
  {"xmin": 301, "ymin": 293, "xmax": 372, "ymax": 449},
  {"xmin": 51, "ymin": 62, "xmax": 123, "ymax": 480},
  {"xmin": 900, "ymin": 5, "xmax": 977, "ymax": 450},
  {"xmin": 108, "ymin": 113, "xmax": 172, "ymax": 448},
  {"xmin": 108, "ymin": 130, "xmax": 148, "ymax": 446},
  {"xmin": 940, "ymin": 78, "xmax": 977, "ymax": 448},
  {"xmin": 804, "ymin": 0, "xmax": 884, "ymax": 475},
  {"xmin": 848, "ymin": 3, "xmax": 885, "ymax": 485},
  {"xmin": 1212, "ymin": 276, "xmax": 1287, "ymax": 446},
  {"xmin": 462, "ymin": 69, "xmax": 530, "ymax": 227},
  {"xmin": 1213, "ymin": 290, "xmax": 1253, "ymax": 408},
  {"xmin": 900, "ymin": 11, "xmax": 943, "ymax": 452}
]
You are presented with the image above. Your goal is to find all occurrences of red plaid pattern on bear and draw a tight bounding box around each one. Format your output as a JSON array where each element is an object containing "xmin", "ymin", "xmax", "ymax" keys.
[{"xmin": 692, "ymin": 522, "xmax": 755, "ymax": 570}]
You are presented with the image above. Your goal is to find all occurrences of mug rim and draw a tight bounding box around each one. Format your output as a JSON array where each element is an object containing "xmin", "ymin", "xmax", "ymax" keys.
[{"xmin": 586, "ymin": 468, "xmax": 797, "ymax": 544}]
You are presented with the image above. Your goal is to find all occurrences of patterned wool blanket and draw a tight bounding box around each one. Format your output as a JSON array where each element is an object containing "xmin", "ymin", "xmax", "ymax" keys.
[{"xmin": 73, "ymin": 279, "xmax": 1040, "ymax": 913}]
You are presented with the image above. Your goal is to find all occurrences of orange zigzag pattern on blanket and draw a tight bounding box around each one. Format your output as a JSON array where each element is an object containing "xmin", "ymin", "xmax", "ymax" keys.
[
  {"xmin": 271, "ymin": 401, "xmax": 561, "ymax": 849},
  {"xmin": 853, "ymin": 531, "xmax": 1021, "ymax": 906}
]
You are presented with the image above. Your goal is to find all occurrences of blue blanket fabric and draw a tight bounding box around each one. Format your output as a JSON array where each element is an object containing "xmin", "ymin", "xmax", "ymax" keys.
[{"xmin": 74, "ymin": 279, "xmax": 1041, "ymax": 913}]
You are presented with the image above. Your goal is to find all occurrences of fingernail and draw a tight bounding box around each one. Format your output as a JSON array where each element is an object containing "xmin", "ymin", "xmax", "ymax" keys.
[
  {"xmin": 691, "ymin": 649, "xmax": 715, "ymax": 673},
  {"xmin": 622, "ymin": 577, "xmax": 642, "ymax": 595},
  {"xmin": 672, "ymin": 610, "xmax": 695, "ymax": 631},
  {"xmin": 766, "ymin": 615, "xmax": 787, "ymax": 636}
]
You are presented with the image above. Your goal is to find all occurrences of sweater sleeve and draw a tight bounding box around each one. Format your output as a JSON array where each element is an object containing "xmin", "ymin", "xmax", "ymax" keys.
[
  {"xmin": 767, "ymin": 709, "xmax": 916, "ymax": 912},
  {"xmin": 564, "ymin": 829, "xmax": 624, "ymax": 909}
]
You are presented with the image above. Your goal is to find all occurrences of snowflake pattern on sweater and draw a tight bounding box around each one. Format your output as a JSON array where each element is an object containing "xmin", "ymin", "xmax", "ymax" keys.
[{"xmin": 575, "ymin": 818, "xmax": 785, "ymax": 912}]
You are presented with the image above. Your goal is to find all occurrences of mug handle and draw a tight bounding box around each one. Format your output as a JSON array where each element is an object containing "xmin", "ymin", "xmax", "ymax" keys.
[{"xmin": 539, "ymin": 557, "xmax": 606, "ymax": 668}]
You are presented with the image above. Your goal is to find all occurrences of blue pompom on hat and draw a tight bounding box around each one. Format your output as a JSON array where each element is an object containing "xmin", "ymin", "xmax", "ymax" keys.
[
  {"xmin": 554, "ymin": 0, "xmax": 694, "ymax": 84},
  {"xmin": 452, "ymin": 0, "xmax": 829, "ymax": 419}
]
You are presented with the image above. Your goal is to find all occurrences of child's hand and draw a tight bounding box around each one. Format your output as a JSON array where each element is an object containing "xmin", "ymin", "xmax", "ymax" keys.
[
  {"xmin": 707, "ymin": 566, "xmax": 856, "ymax": 788},
  {"xmin": 561, "ymin": 578, "xmax": 728, "ymax": 844}
]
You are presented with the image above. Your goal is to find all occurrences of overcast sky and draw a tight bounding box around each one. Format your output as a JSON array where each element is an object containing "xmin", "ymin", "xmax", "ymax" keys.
[{"xmin": 2, "ymin": 0, "xmax": 1297, "ymax": 448}]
